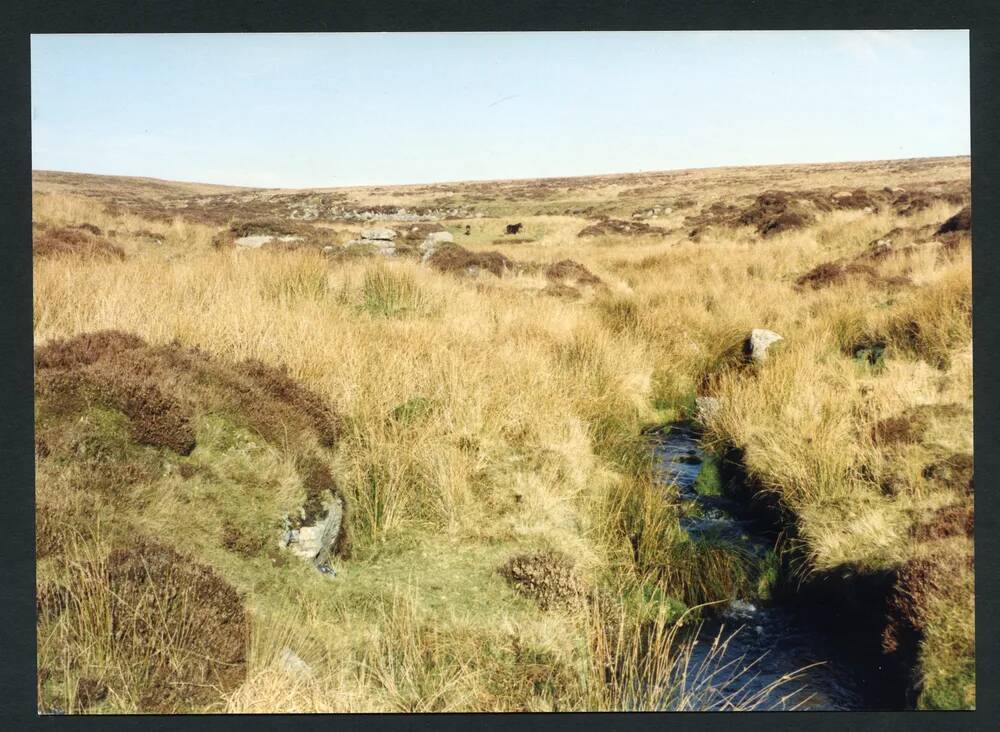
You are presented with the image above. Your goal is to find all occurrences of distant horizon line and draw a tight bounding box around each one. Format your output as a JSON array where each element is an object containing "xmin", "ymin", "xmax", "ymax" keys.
[{"xmin": 31, "ymin": 152, "xmax": 972, "ymax": 192}]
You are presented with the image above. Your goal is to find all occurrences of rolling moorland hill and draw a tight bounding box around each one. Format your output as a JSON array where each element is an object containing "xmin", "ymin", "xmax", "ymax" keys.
[{"xmin": 32, "ymin": 155, "xmax": 972, "ymax": 711}]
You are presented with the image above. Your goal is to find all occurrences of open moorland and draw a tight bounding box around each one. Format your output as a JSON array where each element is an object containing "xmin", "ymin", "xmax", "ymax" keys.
[{"xmin": 32, "ymin": 155, "xmax": 973, "ymax": 712}]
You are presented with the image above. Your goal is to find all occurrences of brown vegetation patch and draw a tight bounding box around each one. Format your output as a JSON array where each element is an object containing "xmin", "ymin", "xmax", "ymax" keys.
[
  {"xmin": 796, "ymin": 262, "xmax": 878, "ymax": 289},
  {"xmin": 936, "ymin": 232, "xmax": 971, "ymax": 259},
  {"xmin": 923, "ymin": 453, "xmax": 974, "ymax": 495},
  {"xmin": 36, "ymin": 581, "xmax": 70, "ymax": 620},
  {"xmin": 104, "ymin": 539, "xmax": 248, "ymax": 712},
  {"xmin": 738, "ymin": 191, "xmax": 817, "ymax": 236},
  {"xmin": 221, "ymin": 521, "xmax": 267, "ymax": 558},
  {"xmin": 937, "ymin": 205, "xmax": 971, "ymax": 235},
  {"xmin": 577, "ymin": 218, "xmax": 667, "ymax": 238},
  {"xmin": 36, "ymin": 503, "xmax": 63, "ymax": 559},
  {"xmin": 426, "ymin": 245, "xmax": 513, "ymax": 277},
  {"xmin": 33, "ymin": 226, "xmax": 126, "ymax": 261},
  {"xmin": 686, "ymin": 191, "xmax": 820, "ymax": 239},
  {"xmin": 544, "ymin": 260, "xmax": 603, "ymax": 286},
  {"xmin": 871, "ymin": 404, "xmax": 965, "ymax": 448},
  {"xmin": 498, "ymin": 551, "xmax": 584, "ymax": 610},
  {"xmin": 75, "ymin": 223, "xmax": 103, "ymax": 236},
  {"xmin": 238, "ymin": 359, "xmax": 341, "ymax": 448},
  {"xmin": 35, "ymin": 330, "xmax": 147, "ymax": 370},
  {"xmin": 795, "ymin": 260, "xmax": 911, "ymax": 291},
  {"xmin": 400, "ymin": 222, "xmax": 446, "ymax": 243},
  {"xmin": 212, "ymin": 219, "xmax": 325, "ymax": 250},
  {"xmin": 295, "ymin": 455, "xmax": 339, "ymax": 525},
  {"xmin": 75, "ymin": 677, "xmax": 109, "ymax": 710},
  {"xmin": 912, "ymin": 503, "xmax": 974, "ymax": 542},
  {"xmin": 35, "ymin": 334, "xmax": 196, "ymax": 455},
  {"xmin": 858, "ymin": 229, "xmax": 923, "ymax": 263},
  {"xmin": 491, "ymin": 237, "xmax": 536, "ymax": 245},
  {"xmin": 871, "ymin": 415, "xmax": 926, "ymax": 447},
  {"xmin": 541, "ymin": 282, "xmax": 580, "ymax": 299},
  {"xmin": 35, "ymin": 332, "xmax": 342, "ymax": 461},
  {"xmin": 830, "ymin": 189, "xmax": 879, "ymax": 210},
  {"xmin": 892, "ymin": 192, "xmax": 933, "ymax": 217},
  {"xmin": 133, "ymin": 229, "xmax": 166, "ymax": 244}
]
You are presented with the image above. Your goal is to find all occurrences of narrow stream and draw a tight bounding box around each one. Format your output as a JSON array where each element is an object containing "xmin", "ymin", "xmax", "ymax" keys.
[{"xmin": 653, "ymin": 423, "xmax": 885, "ymax": 711}]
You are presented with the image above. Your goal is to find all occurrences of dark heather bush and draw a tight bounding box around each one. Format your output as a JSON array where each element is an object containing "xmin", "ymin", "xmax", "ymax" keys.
[
  {"xmin": 104, "ymin": 539, "xmax": 248, "ymax": 712},
  {"xmin": 923, "ymin": 453, "xmax": 974, "ymax": 495},
  {"xmin": 88, "ymin": 359, "xmax": 196, "ymax": 455},
  {"xmin": 33, "ymin": 226, "xmax": 126, "ymax": 261},
  {"xmin": 426, "ymin": 245, "xmax": 513, "ymax": 277},
  {"xmin": 545, "ymin": 259, "xmax": 603, "ymax": 286},
  {"xmin": 239, "ymin": 358, "xmax": 341, "ymax": 448},
  {"xmin": 34, "ymin": 330, "xmax": 147, "ymax": 370},
  {"xmin": 912, "ymin": 503, "xmax": 974, "ymax": 542},
  {"xmin": 35, "ymin": 331, "xmax": 343, "ymax": 456}
]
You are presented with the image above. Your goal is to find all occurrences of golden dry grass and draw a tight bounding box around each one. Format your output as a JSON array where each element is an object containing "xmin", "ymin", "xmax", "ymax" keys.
[{"xmin": 33, "ymin": 156, "xmax": 973, "ymax": 711}]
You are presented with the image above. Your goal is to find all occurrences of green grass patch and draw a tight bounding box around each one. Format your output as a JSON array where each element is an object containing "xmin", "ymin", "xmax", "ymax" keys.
[
  {"xmin": 692, "ymin": 451, "xmax": 723, "ymax": 497},
  {"xmin": 359, "ymin": 266, "xmax": 427, "ymax": 317}
]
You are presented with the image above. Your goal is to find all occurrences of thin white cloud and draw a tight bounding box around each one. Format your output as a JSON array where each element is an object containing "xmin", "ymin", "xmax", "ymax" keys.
[{"xmin": 837, "ymin": 30, "xmax": 925, "ymax": 64}]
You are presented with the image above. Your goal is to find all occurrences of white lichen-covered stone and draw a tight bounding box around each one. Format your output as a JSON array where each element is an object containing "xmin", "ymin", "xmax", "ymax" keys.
[
  {"xmin": 360, "ymin": 227, "xmax": 397, "ymax": 241},
  {"xmin": 695, "ymin": 396, "xmax": 721, "ymax": 423},
  {"xmin": 745, "ymin": 329, "xmax": 784, "ymax": 363}
]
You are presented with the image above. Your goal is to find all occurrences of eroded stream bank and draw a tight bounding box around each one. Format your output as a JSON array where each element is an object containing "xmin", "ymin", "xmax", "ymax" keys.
[{"xmin": 652, "ymin": 422, "xmax": 911, "ymax": 711}]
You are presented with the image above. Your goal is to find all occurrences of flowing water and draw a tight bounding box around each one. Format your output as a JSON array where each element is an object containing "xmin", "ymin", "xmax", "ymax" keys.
[{"xmin": 653, "ymin": 423, "xmax": 888, "ymax": 711}]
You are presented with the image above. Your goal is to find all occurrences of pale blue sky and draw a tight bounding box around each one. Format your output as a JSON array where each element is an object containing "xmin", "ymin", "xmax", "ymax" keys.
[{"xmin": 31, "ymin": 31, "xmax": 970, "ymax": 188}]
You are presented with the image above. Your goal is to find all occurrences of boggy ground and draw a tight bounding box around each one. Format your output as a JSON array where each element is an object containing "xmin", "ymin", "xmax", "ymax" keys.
[{"xmin": 32, "ymin": 155, "xmax": 972, "ymax": 711}]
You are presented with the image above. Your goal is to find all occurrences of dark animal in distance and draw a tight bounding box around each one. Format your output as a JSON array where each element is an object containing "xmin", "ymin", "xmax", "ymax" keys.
[
  {"xmin": 464, "ymin": 225, "xmax": 471, "ymax": 236},
  {"xmin": 505, "ymin": 223, "xmax": 523, "ymax": 235}
]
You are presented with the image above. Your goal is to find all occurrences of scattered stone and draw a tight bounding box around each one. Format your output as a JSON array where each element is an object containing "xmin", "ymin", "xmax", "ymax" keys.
[
  {"xmin": 419, "ymin": 230, "xmax": 455, "ymax": 260},
  {"xmin": 235, "ymin": 235, "xmax": 274, "ymax": 248},
  {"xmin": 695, "ymin": 396, "xmax": 721, "ymax": 423},
  {"xmin": 744, "ymin": 329, "xmax": 784, "ymax": 363},
  {"xmin": 281, "ymin": 494, "xmax": 346, "ymax": 568},
  {"xmin": 278, "ymin": 647, "xmax": 313, "ymax": 678},
  {"xmin": 360, "ymin": 227, "xmax": 397, "ymax": 242}
]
